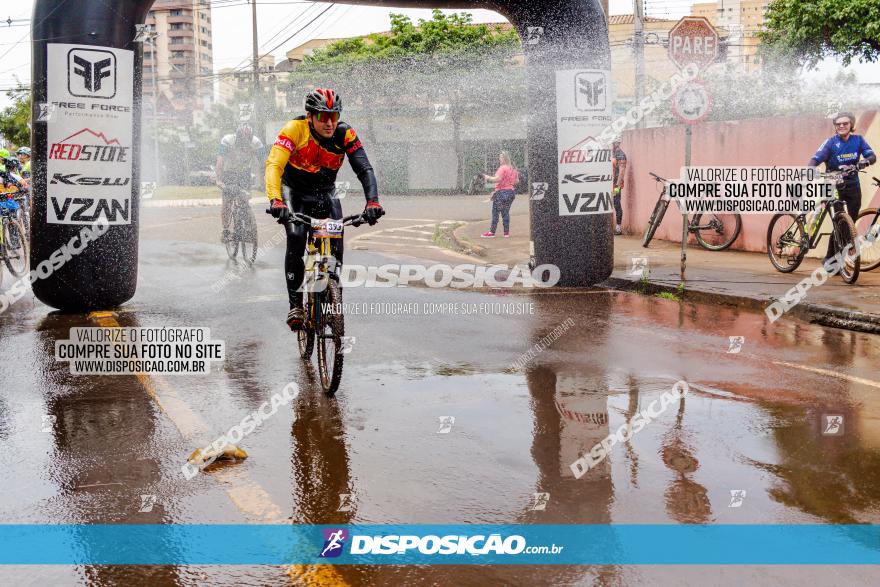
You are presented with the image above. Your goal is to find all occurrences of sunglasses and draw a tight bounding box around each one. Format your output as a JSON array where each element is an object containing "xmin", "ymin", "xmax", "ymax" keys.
[
  {"xmin": 313, "ymin": 111, "xmax": 339, "ymax": 123},
  {"xmin": 834, "ymin": 121, "xmax": 851, "ymax": 127}
]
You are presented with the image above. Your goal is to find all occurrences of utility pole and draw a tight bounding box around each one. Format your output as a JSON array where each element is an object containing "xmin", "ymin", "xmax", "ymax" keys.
[
  {"xmin": 633, "ymin": 0, "xmax": 645, "ymax": 128},
  {"xmin": 250, "ymin": 0, "xmax": 264, "ymax": 142},
  {"xmin": 251, "ymin": 0, "xmax": 259, "ymax": 92},
  {"xmin": 146, "ymin": 28, "xmax": 161, "ymax": 185}
]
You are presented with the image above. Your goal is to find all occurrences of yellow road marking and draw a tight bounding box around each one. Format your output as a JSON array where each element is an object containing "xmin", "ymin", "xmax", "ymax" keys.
[
  {"xmin": 85, "ymin": 311, "xmax": 349, "ymax": 584},
  {"xmin": 287, "ymin": 565, "xmax": 349, "ymax": 585},
  {"xmin": 774, "ymin": 360, "xmax": 880, "ymax": 389}
]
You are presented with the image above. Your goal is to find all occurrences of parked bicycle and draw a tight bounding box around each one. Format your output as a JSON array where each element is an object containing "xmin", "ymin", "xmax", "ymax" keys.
[
  {"xmin": 223, "ymin": 188, "xmax": 258, "ymax": 263},
  {"xmin": 766, "ymin": 168, "xmax": 860, "ymax": 283},
  {"xmin": 268, "ymin": 208, "xmax": 367, "ymax": 395},
  {"xmin": 642, "ymin": 171, "xmax": 742, "ymax": 250},
  {"xmin": 853, "ymin": 176, "xmax": 880, "ymax": 271}
]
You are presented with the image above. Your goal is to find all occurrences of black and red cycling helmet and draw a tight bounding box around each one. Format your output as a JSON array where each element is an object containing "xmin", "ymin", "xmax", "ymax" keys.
[{"xmin": 305, "ymin": 88, "xmax": 342, "ymax": 114}]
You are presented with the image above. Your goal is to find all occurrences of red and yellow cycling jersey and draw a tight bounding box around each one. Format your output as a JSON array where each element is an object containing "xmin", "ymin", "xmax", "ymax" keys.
[{"xmin": 265, "ymin": 116, "xmax": 377, "ymax": 201}]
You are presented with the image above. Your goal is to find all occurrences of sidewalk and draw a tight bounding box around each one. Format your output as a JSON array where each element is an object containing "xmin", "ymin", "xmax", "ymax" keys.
[{"xmin": 456, "ymin": 208, "xmax": 880, "ymax": 334}]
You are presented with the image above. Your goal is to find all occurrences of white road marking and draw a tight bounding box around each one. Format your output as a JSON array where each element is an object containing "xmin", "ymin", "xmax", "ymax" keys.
[
  {"xmin": 773, "ymin": 360, "xmax": 880, "ymax": 389},
  {"xmin": 87, "ymin": 311, "xmax": 290, "ymax": 526}
]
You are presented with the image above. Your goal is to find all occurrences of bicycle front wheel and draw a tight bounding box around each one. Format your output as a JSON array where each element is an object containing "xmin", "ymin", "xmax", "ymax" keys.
[
  {"xmin": 2, "ymin": 216, "xmax": 29, "ymax": 277},
  {"xmin": 642, "ymin": 198, "xmax": 670, "ymax": 248},
  {"xmin": 316, "ymin": 279, "xmax": 344, "ymax": 396},
  {"xmin": 224, "ymin": 211, "xmax": 239, "ymax": 260},
  {"xmin": 298, "ymin": 294, "xmax": 315, "ymax": 360},
  {"xmin": 767, "ymin": 213, "xmax": 807, "ymax": 273},
  {"xmin": 693, "ymin": 213, "xmax": 742, "ymax": 251},
  {"xmin": 854, "ymin": 209, "xmax": 880, "ymax": 271},
  {"xmin": 834, "ymin": 213, "xmax": 860, "ymax": 284},
  {"xmin": 16, "ymin": 199, "xmax": 30, "ymax": 236},
  {"xmin": 239, "ymin": 204, "xmax": 258, "ymax": 265}
]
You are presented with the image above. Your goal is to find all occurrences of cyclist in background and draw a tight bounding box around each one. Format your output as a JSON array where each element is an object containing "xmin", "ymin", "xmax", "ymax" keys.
[
  {"xmin": 0, "ymin": 150, "xmax": 21, "ymax": 215},
  {"xmin": 16, "ymin": 147, "xmax": 31, "ymax": 178},
  {"xmin": 217, "ymin": 122, "xmax": 264, "ymax": 243},
  {"xmin": 809, "ymin": 111, "xmax": 876, "ymax": 261},
  {"xmin": 265, "ymin": 87, "xmax": 384, "ymax": 330}
]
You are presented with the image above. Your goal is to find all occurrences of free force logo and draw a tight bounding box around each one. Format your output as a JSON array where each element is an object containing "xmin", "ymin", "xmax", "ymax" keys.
[
  {"xmin": 319, "ymin": 529, "xmax": 349, "ymax": 558},
  {"xmin": 68, "ymin": 48, "xmax": 117, "ymax": 99},
  {"xmin": 574, "ymin": 72, "xmax": 606, "ymax": 111}
]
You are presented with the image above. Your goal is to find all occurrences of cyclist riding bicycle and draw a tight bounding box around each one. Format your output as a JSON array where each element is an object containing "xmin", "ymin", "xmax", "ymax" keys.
[
  {"xmin": 217, "ymin": 122, "xmax": 264, "ymax": 243},
  {"xmin": 265, "ymin": 87, "xmax": 384, "ymax": 330},
  {"xmin": 0, "ymin": 148, "xmax": 11, "ymax": 174},
  {"xmin": 16, "ymin": 147, "xmax": 31, "ymax": 178},
  {"xmin": 809, "ymin": 111, "xmax": 876, "ymax": 261},
  {"xmin": 0, "ymin": 164, "xmax": 21, "ymax": 215}
]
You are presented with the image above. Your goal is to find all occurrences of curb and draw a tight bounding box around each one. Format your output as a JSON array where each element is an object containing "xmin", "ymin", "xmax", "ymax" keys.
[
  {"xmin": 445, "ymin": 223, "xmax": 487, "ymax": 258},
  {"xmin": 601, "ymin": 275, "xmax": 880, "ymax": 335}
]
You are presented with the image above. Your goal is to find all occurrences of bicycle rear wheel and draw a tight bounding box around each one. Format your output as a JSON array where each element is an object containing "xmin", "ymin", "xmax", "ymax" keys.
[
  {"xmin": 834, "ymin": 213, "xmax": 860, "ymax": 284},
  {"xmin": 693, "ymin": 213, "xmax": 742, "ymax": 251},
  {"xmin": 316, "ymin": 279, "xmax": 344, "ymax": 396},
  {"xmin": 767, "ymin": 214, "xmax": 807, "ymax": 273},
  {"xmin": 2, "ymin": 216, "xmax": 29, "ymax": 277},
  {"xmin": 642, "ymin": 198, "xmax": 670, "ymax": 248},
  {"xmin": 854, "ymin": 208, "xmax": 880, "ymax": 271}
]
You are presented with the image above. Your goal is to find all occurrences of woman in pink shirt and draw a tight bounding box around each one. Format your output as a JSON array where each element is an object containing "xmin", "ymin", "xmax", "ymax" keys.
[{"xmin": 481, "ymin": 151, "xmax": 519, "ymax": 238}]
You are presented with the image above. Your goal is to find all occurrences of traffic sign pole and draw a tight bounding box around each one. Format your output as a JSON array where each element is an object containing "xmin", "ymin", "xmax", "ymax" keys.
[
  {"xmin": 682, "ymin": 125, "xmax": 692, "ymax": 281},
  {"xmin": 667, "ymin": 16, "xmax": 719, "ymax": 281}
]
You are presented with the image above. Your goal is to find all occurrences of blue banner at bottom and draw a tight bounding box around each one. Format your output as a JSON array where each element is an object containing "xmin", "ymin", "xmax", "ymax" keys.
[{"xmin": 1, "ymin": 524, "xmax": 878, "ymax": 565}]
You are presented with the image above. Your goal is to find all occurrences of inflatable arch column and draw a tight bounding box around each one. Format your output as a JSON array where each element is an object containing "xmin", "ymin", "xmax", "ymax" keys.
[{"xmin": 29, "ymin": 0, "xmax": 611, "ymax": 310}]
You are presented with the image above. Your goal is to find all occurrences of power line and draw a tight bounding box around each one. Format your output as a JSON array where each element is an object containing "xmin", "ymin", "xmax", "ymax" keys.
[
  {"xmin": 0, "ymin": 0, "xmax": 72, "ymax": 61},
  {"xmin": 253, "ymin": 3, "xmax": 335, "ymax": 62},
  {"xmin": 191, "ymin": 2, "xmax": 329, "ymax": 81},
  {"xmin": 258, "ymin": 2, "xmax": 320, "ymax": 52}
]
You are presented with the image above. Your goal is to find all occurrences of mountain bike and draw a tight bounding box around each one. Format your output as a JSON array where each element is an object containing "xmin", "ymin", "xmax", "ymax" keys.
[
  {"xmin": 223, "ymin": 188, "xmax": 258, "ymax": 263},
  {"xmin": 0, "ymin": 205, "xmax": 28, "ymax": 278},
  {"xmin": 853, "ymin": 176, "xmax": 880, "ymax": 271},
  {"xmin": 642, "ymin": 171, "xmax": 742, "ymax": 250},
  {"xmin": 1, "ymin": 171, "xmax": 28, "ymax": 236},
  {"xmin": 13, "ymin": 189, "xmax": 30, "ymax": 236},
  {"xmin": 766, "ymin": 168, "xmax": 860, "ymax": 284},
  {"xmin": 269, "ymin": 209, "xmax": 368, "ymax": 396}
]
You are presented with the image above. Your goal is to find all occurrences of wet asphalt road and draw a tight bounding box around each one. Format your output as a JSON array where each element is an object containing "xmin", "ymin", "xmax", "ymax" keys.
[{"xmin": 1, "ymin": 196, "xmax": 879, "ymax": 586}]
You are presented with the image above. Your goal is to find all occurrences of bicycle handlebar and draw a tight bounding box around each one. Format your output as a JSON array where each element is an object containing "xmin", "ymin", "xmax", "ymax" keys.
[
  {"xmin": 819, "ymin": 164, "xmax": 864, "ymax": 180},
  {"xmin": 264, "ymin": 208, "xmax": 367, "ymax": 228},
  {"xmin": 649, "ymin": 172, "xmax": 667, "ymax": 182}
]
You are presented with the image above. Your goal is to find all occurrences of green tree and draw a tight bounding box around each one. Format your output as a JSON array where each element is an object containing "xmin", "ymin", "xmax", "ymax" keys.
[
  {"xmin": 0, "ymin": 89, "xmax": 31, "ymax": 147},
  {"xmin": 284, "ymin": 10, "xmax": 523, "ymax": 191},
  {"xmin": 760, "ymin": 0, "xmax": 880, "ymax": 66}
]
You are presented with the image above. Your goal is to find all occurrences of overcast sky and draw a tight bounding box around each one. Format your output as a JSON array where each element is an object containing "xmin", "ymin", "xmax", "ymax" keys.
[
  {"xmin": 0, "ymin": 0, "xmax": 877, "ymax": 110},
  {"xmin": 0, "ymin": 0, "xmax": 633, "ymax": 107}
]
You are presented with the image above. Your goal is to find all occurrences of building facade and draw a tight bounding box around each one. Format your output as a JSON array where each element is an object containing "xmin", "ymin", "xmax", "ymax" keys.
[
  {"xmin": 693, "ymin": 0, "xmax": 771, "ymax": 70},
  {"xmin": 217, "ymin": 55, "xmax": 287, "ymax": 111},
  {"xmin": 144, "ymin": 0, "xmax": 215, "ymax": 120}
]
